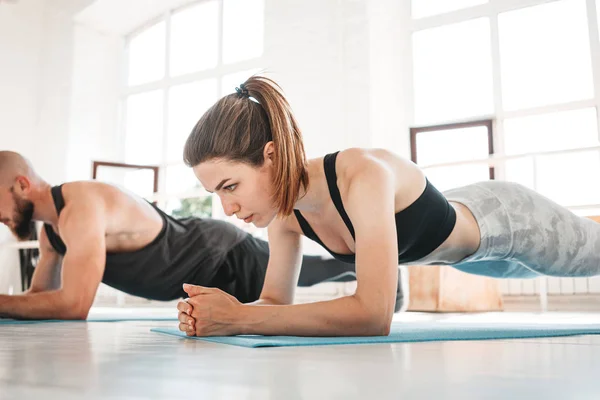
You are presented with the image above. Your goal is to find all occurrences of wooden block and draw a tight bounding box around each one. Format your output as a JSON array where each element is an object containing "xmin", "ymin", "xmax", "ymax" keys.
[
  {"xmin": 587, "ymin": 215, "xmax": 600, "ymax": 223},
  {"xmin": 437, "ymin": 267, "xmax": 503, "ymax": 311},
  {"xmin": 407, "ymin": 265, "xmax": 441, "ymax": 311},
  {"xmin": 407, "ymin": 265, "xmax": 503, "ymax": 312}
]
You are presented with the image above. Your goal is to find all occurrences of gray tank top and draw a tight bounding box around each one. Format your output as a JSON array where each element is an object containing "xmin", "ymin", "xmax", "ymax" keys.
[{"xmin": 43, "ymin": 185, "xmax": 247, "ymax": 301}]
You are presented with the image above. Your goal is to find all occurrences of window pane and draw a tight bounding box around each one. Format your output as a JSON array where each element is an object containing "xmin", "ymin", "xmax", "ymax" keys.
[
  {"xmin": 170, "ymin": 2, "xmax": 219, "ymax": 76},
  {"xmin": 411, "ymin": 0, "xmax": 488, "ymax": 19},
  {"xmin": 424, "ymin": 165, "xmax": 490, "ymax": 192},
  {"xmin": 415, "ymin": 126, "xmax": 490, "ymax": 165},
  {"xmin": 123, "ymin": 169, "xmax": 156, "ymax": 200},
  {"xmin": 223, "ymin": 0, "xmax": 264, "ymax": 64},
  {"xmin": 499, "ymin": 0, "xmax": 593, "ymax": 110},
  {"xmin": 166, "ymin": 197, "xmax": 212, "ymax": 219},
  {"xmin": 505, "ymin": 157, "xmax": 535, "ymax": 189},
  {"xmin": 94, "ymin": 166, "xmax": 156, "ymax": 198},
  {"xmin": 165, "ymin": 164, "xmax": 201, "ymax": 195},
  {"xmin": 95, "ymin": 167, "xmax": 156, "ymax": 200},
  {"xmin": 94, "ymin": 167, "xmax": 128, "ymax": 187},
  {"xmin": 167, "ymin": 79, "xmax": 218, "ymax": 163},
  {"xmin": 128, "ymin": 21, "xmax": 165, "ymax": 86},
  {"xmin": 536, "ymin": 150, "xmax": 600, "ymax": 206},
  {"xmin": 504, "ymin": 108, "xmax": 599, "ymax": 155},
  {"xmin": 221, "ymin": 68, "xmax": 262, "ymax": 96},
  {"xmin": 412, "ymin": 18, "xmax": 493, "ymax": 125},
  {"xmin": 125, "ymin": 90, "xmax": 163, "ymax": 165}
]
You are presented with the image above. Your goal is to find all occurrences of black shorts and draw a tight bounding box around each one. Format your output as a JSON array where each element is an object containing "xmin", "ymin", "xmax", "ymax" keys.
[{"xmin": 222, "ymin": 234, "xmax": 358, "ymax": 302}]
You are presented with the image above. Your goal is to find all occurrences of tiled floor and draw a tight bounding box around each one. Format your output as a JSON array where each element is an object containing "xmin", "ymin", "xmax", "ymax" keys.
[{"xmin": 1, "ymin": 311, "xmax": 599, "ymax": 399}]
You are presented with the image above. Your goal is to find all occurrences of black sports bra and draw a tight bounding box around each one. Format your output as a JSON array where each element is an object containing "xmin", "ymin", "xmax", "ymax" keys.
[{"xmin": 294, "ymin": 152, "xmax": 456, "ymax": 264}]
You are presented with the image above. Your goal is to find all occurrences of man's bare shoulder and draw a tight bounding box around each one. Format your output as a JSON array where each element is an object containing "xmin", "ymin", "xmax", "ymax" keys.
[
  {"xmin": 59, "ymin": 181, "xmax": 142, "ymax": 209},
  {"xmin": 56, "ymin": 181, "xmax": 161, "ymax": 241}
]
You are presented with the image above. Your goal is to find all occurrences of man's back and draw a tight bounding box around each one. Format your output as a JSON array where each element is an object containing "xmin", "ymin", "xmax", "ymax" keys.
[
  {"xmin": 46, "ymin": 181, "xmax": 164, "ymax": 253},
  {"xmin": 43, "ymin": 181, "xmax": 249, "ymax": 301}
]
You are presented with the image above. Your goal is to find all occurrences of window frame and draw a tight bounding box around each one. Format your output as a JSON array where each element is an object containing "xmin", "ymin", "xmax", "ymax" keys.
[
  {"xmin": 92, "ymin": 161, "xmax": 160, "ymax": 202},
  {"xmin": 410, "ymin": 119, "xmax": 496, "ymax": 180}
]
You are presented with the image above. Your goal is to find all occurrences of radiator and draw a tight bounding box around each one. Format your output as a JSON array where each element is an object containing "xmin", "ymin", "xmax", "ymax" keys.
[{"xmin": 499, "ymin": 277, "xmax": 600, "ymax": 295}]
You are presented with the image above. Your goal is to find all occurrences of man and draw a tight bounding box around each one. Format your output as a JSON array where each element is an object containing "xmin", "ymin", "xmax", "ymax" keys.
[{"xmin": 0, "ymin": 151, "xmax": 403, "ymax": 320}]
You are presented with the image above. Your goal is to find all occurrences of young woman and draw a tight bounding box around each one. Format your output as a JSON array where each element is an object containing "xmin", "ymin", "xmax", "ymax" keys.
[{"xmin": 176, "ymin": 76, "xmax": 600, "ymax": 337}]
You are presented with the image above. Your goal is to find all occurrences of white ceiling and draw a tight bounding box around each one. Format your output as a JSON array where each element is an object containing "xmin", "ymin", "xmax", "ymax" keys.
[
  {"xmin": 74, "ymin": 0, "xmax": 199, "ymax": 36},
  {"xmin": 1, "ymin": 0, "xmax": 94, "ymax": 15},
  {"xmin": 50, "ymin": 0, "xmax": 96, "ymax": 15}
]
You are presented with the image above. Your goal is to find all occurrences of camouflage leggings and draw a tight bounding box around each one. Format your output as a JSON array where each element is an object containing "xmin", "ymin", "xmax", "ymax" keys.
[{"xmin": 423, "ymin": 181, "xmax": 600, "ymax": 279}]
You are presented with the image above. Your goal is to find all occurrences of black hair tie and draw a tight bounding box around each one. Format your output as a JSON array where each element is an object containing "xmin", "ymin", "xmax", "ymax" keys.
[{"xmin": 235, "ymin": 83, "xmax": 249, "ymax": 97}]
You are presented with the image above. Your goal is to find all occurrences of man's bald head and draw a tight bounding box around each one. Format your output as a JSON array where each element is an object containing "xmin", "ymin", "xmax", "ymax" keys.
[
  {"xmin": 0, "ymin": 151, "xmax": 38, "ymax": 239},
  {"xmin": 0, "ymin": 151, "xmax": 37, "ymax": 187}
]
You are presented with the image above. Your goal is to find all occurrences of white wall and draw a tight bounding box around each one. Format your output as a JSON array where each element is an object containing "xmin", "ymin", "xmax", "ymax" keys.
[
  {"xmin": 34, "ymin": 4, "xmax": 77, "ymax": 185},
  {"xmin": 0, "ymin": 0, "xmax": 101, "ymax": 184},
  {"xmin": 0, "ymin": 0, "xmax": 122, "ymax": 293},
  {"xmin": 0, "ymin": 0, "xmax": 45, "ymax": 155},
  {"xmin": 367, "ymin": 0, "xmax": 412, "ymax": 158},
  {"xmin": 0, "ymin": 0, "xmax": 48, "ymax": 293},
  {"xmin": 65, "ymin": 25, "xmax": 123, "ymax": 181}
]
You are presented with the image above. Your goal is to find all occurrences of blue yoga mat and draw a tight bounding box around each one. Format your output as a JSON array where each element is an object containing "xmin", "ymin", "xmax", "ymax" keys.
[{"xmin": 150, "ymin": 320, "xmax": 600, "ymax": 348}]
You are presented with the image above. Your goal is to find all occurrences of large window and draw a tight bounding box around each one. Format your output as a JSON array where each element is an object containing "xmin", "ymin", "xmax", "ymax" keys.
[
  {"xmin": 412, "ymin": 18, "xmax": 494, "ymax": 124},
  {"xmin": 122, "ymin": 0, "xmax": 264, "ymax": 219},
  {"xmin": 410, "ymin": 0, "xmax": 600, "ymax": 209},
  {"xmin": 498, "ymin": 0, "xmax": 593, "ymax": 111}
]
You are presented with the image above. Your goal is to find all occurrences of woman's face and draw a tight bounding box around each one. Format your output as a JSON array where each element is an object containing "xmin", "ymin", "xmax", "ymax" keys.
[{"xmin": 193, "ymin": 157, "xmax": 278, "ymax": 228}]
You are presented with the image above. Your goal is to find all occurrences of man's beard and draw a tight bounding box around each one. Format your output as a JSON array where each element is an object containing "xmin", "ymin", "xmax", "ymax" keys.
[{"xmin": 12, "ymin": 194, "xmax": 34, "ymax": 240}]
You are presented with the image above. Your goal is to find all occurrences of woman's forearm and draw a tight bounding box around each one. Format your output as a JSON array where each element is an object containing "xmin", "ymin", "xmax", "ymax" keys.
[
  {"xmin": 237, "ymin": 295, "xmax": 392, "ymax": 337},
  {"xmin": 245, "ymin": 298, "xmax": 279, "ymax": 306}
]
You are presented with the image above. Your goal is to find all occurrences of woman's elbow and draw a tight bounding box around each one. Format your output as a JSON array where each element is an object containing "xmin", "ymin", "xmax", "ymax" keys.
[
  {"xmin": 370, "ymin": 312, "xmax": 393, "ymax": 336},
  {"xmin": 380, "ymin": 317, "xmax": 393, "ymax": 336},
  {"xmin": 355, "ymin": 313, "xmax": 392, "ymax": 336},
  {"xmin": 354, "ymin": 299, "xmax": 394, "ymax": 336}
]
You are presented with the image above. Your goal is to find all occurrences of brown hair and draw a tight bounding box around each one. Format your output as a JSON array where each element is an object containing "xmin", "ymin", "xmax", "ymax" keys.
[{"xmin": 183, "ymin": 76, "xmax": 309, "ymax": 217}]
